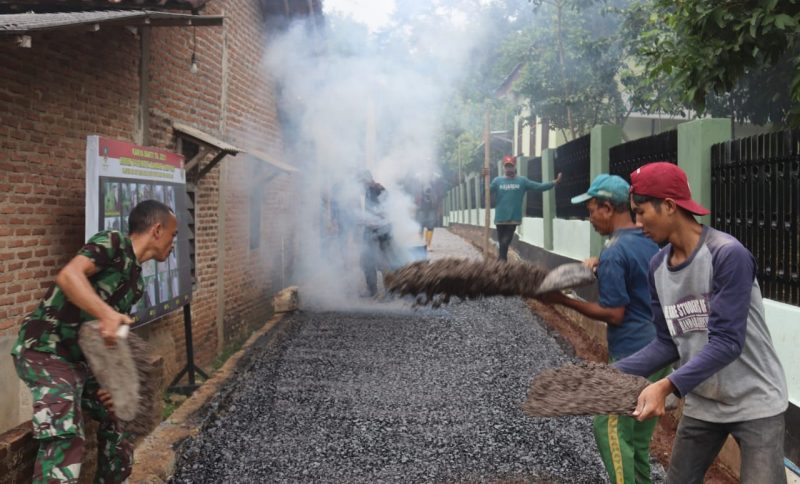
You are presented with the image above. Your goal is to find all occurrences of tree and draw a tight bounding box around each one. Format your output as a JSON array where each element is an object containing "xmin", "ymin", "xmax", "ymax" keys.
[
  {"xmin": 436, "ymin": 1, "xmax": 537, "ymax": 184},
  {"xmin": 636, "ymin": 0, "xmax": 800, "ymax": 126},
  {"xmin": 501, "ymin": 0, "xmax": 631, "ymax": 140},
  {"xmin": 616, "ymin": 2, "xmax": 691, "ymax": 120}
]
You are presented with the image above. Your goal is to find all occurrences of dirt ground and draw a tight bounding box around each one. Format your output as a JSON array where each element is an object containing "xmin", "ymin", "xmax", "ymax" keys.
[{"xmin": 527, "ymin": 299, "xmax": 738, "ymax": 484}]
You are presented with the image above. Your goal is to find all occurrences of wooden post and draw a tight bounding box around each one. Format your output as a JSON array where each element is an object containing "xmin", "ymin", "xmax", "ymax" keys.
[{"xmin": 483, "ymin": 103, "xmax": 491, "ymax": 254}]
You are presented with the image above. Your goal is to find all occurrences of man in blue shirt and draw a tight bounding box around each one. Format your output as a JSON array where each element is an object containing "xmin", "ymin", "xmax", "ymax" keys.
[
  {"xmin": 487, "ymin": 155, "xmax": 561, "ymax": 260},
  {"xmin": 539, "ymin": 174, "xmax": 668, "ymax": 484}
]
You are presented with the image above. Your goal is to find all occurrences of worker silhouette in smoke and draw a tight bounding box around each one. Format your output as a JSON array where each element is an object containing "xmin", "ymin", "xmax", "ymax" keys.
[
  {"xmin": 329, "ymin": 179, "xmax": 360, "ymax": 258},
  {"xmin": 416, "ymin": 187, "xmax": 437, "ymax": 250},
  {"xmin": 359, "ymin": 170, "xmax": 392, "ymax": 297}
]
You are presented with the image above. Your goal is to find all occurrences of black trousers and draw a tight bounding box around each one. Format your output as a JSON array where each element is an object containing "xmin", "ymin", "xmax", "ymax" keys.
[
  {"xmin": 496, "ymin": 224, "xmax": 517, "ymax": 261},
  {"xmin": 361, "ymin": 230, "xmax": 391, "ymax": 296}
]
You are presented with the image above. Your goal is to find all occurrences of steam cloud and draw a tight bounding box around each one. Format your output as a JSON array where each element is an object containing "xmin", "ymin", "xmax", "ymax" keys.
[{"xmin": 262, "ymin": 2, "xmax": 490, "ymax": 309}]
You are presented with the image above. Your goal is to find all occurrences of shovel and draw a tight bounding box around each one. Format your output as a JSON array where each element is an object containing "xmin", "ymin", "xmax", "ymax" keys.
[{"xmin": 79, "ymin": 321, "xmax": 140, "ymax": 421}]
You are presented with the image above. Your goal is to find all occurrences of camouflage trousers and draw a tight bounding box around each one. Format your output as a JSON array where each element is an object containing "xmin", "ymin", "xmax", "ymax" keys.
[{"xmin": 13, "ymin": 349, "xmax": 133, "ymax": 484}]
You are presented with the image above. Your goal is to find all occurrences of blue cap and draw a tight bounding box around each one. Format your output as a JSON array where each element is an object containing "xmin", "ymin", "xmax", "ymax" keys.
[{"xmin": 570, "ymin": 174, "xmax": 630, "ymax": 205}]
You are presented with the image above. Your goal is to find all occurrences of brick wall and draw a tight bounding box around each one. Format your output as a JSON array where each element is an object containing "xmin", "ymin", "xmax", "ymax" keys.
[{"xmin": 0, "ymin": 0, "xmax": 295, "ymax": 452}]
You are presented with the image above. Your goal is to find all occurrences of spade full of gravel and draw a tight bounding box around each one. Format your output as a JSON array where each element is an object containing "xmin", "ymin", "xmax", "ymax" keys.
[
  {"xmin": 384, "ymin": 259, "xmax": 595, "ymax": 305},
  {"xmin": 522, "ymin": 362, "xmax": 650, "ymax": 417},
  {"xmin": 79, "ymin": 322, "xmax": 158, "ymax": 436}
]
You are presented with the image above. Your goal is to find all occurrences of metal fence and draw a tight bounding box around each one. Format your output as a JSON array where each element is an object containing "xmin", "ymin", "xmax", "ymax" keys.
[
  {"xmin": 525, "ymin": 156, "xmax": 543, "ymax": 217},
  {"xmin": 554, "ymin": 134, "xmax": 590, "ymax": 219},
  {"xmin": 609, "ymin": 129, "xmax": 678, "ymax": 183},
  {"xmin": 711, "ymin": 129, "xmax": 800, "ymax": 306}
]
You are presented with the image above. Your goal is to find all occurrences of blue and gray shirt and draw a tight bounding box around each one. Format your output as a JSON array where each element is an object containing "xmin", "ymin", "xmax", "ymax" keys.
[
  {"xmin": 616, "ymin": 226, "xmax": 788, "ymax": 422},
  {"xmin": 598, "ymin": 228, "xmax": 658, "ymax": 360}
]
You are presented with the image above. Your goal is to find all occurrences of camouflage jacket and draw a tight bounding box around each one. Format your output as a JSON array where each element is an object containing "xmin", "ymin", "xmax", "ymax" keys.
[{"xmin": 11, "ymin": 231, "xmax": 143, "ymax": 362}]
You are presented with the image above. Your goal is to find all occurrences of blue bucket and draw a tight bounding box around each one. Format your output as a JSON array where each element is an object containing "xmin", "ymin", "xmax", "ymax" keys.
[{"xmin": 409, "ymin": 245, "xmax": 428, "ymax": 262}]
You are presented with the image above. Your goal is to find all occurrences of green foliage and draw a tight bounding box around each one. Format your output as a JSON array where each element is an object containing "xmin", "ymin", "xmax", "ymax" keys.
[
  {"xmin": 636, "ymin": 0, "xmax": 800, "ymax": 125},
  {"xmin": 503, "ymin": 0, "xmax": 661, "ymax": 139},
  {"xmin": 436, "ymin": 2, "xmax": 536, "ymax": 184},
  {"xmin": 212, "ymin": 338, "xmax": 245, "ymax": 371},
  {"xmin": 617, "ymin": 2, "xmax": 690, "ymax": 118}
]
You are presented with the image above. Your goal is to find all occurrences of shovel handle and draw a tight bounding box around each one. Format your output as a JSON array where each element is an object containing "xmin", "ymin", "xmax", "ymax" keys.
[{"xmin": 116, "ymin": 324, "xmax": 129, "ymax": 339}]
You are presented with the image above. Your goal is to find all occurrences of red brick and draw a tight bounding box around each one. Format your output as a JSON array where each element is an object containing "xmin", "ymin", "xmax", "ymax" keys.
[{"xmin": 0, "ymin": 2, "xmax": 291, "ymax": 404}]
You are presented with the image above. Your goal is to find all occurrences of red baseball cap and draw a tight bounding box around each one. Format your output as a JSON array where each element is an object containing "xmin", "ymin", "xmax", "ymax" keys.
[
  {"xmin": 629, "ymin": 162, "xmax": 709, "ymax": 216},
  {"xmin": 502, "ymin": 155, "xmax": 516, "ymax": 166}
]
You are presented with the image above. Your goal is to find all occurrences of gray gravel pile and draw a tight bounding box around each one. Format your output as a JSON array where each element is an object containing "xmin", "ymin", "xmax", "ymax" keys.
[
  {"xmin": 522, "ymin": 362, "xmax": 650, "ymax": 417},
  {"xmin": 384, "ymin": 259, "xmax": 548, "ymax": 304},
  {"xmin": 169, "ymin": 297, "xmax": 612, "ymax": 483}
]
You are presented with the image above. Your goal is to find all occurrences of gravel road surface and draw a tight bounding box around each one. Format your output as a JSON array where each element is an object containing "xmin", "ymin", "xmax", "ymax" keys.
[{"xmin": 170, "ymin": 230, "xmax": 613, "ymax": 483}]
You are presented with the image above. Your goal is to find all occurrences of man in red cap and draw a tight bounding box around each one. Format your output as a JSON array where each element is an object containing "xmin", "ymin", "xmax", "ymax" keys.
[
  {"xmin": 614, "ymin": 162, "xmax": 788, "ymax": 483},
  {"xmin": 484, "ymin": 155, "xmax": 561, "ymax": 261}
]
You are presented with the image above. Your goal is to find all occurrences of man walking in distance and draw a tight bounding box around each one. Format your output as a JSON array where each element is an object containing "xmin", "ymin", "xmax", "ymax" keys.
[
  {"xmin": 539, "ymin": 174, "xmax": 669, "ymax": 484},
  {"xmin": 616, "ymin": 162, "xmax": 788, "ymax": 484},
  {"xmin": 11, "ymin": 200, "xmax": 178, "ymax": 483},
  {"xmin": 485, "ymin": 155, "xmax": 561, "ymax": 261}
]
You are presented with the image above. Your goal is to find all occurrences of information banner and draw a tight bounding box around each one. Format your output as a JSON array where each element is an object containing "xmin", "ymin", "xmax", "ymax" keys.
[{"xmin": 85, "ymin": 136, "xmax": 192, "ymax": 326}]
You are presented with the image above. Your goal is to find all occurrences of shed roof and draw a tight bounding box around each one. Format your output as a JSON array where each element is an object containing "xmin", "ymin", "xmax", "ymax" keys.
[
  {"xmin": 0, "ymin": 1, "xmax": 206, "ymax": 14},
  {"xmin": 0, "ymin": 9, "xmax": 222, "ymax": 34}
]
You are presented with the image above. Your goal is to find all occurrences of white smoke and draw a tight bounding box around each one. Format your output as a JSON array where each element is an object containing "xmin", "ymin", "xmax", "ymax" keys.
[{"xmin": 262, "ymin": 2, "xmax": 490, "ymax": 309}]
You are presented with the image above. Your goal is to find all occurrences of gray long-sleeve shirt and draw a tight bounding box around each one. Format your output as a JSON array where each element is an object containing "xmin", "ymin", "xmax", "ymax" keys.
[{"xmin": 616, "ymin": 226, "xmax": 787, "ymax": 423}]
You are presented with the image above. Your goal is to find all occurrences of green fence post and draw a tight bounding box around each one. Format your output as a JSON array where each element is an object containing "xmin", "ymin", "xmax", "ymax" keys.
[
  {"xmin": 460, "ymin": 182, "xmax": 466, "ymax": 224},
  {"xmin": 542, "ymin": 148, "xmax": 555, "ymax": 251},
  {"xmin": 589, "ymin": 125, "xmax": 623, "ymax": 256},
  {"xmin": 518, "ymin": 155, "xmax": 529, "ymax": 238},
  {"xmin": 474, "ymin": 174, "xmax": 482, "ymax": 226},
  {"xmin": 677, "ymin": 118, "xmax": 730, "ymax": 226},
  {"xmin": 456, "ymin": 185, "xmax": 462, "ymax": 223},
  {"xmin": 444, "ymin": 193, "xmax": 449, "ymax": 227},
  {"xmin": 468, "ymin": 177, "xmax": 475, "ymax": 225},
  {"xmin": 464, "ymin": 178, "xmax": 472, "ymax": 225}
]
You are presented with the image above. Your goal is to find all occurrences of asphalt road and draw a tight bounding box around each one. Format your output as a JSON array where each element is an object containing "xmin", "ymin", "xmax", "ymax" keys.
[{"xmin": 169, "ymin": 230, "xmax": 617, "ymax": 483}]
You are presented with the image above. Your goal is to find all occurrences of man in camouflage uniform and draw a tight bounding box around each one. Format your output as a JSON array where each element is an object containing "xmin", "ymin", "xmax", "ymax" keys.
[{"xmin": 11, "ymin": 200, "xmax": 178, "ymax": 483}]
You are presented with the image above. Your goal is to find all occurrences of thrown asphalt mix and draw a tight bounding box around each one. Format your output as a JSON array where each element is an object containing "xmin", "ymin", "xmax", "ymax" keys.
[{"xmin": 165, "ymin": 230, "xmax": 664, "ymax": 483}]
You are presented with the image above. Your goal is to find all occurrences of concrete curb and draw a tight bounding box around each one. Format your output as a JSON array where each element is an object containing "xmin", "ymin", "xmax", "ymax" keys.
[{"xmin": 129, "ymin": 313, "xmax": 286, "ymax": 483}]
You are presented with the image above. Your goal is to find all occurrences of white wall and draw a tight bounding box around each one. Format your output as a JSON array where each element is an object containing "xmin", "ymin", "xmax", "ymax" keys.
[
  {"xmin": 763, "ymin": 299, "xmax": 800, "ymax": 406},
  {"xmin": 553, "ymin": 219, "xmax": 592, "ymax": 260},
  {"xmin": 518, "ymin": 217, "xmax": 544, "ymax": 247}
]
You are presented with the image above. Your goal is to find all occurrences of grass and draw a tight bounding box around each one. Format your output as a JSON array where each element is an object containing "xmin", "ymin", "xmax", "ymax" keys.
[
  {"xmin": 162, "ymin": 397, "xmax": 179, "ymax": 419},
  {"xmin": 211, "ymin": 337, "xmax": 247, "ymax": 372}
]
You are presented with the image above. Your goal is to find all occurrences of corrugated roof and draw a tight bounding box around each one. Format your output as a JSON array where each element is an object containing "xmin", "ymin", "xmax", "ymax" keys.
[
  {"xmin": 0, "ymin": 1, "xmax": 206, "ymax": 14},
  {"xmin": 173, "ymin": 122, "xmax": 242, "ymax": 154},
  {"xmin": 0, "ymin": 9, "xmax": 222, "ymax": 34}
]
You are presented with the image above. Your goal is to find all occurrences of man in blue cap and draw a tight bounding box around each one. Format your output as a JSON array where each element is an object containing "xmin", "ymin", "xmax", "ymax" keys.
[{"xmin": 538, "ymin": 173, "xmax": 669, "ymax": 484}]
